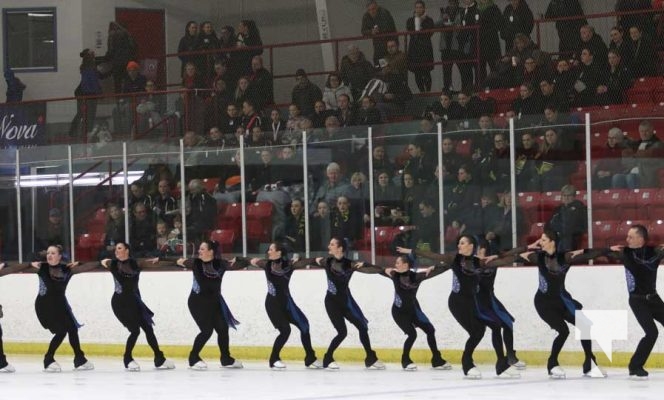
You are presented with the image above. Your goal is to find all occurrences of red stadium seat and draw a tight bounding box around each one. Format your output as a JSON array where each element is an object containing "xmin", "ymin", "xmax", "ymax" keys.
[
  {"xmin": 592, "ymin": 221, "xmax": 619, "ymax": 247},
  {"xmin": 219, "ymin": 203, "xmax": 243, "ymax": 234},
  {"xmin": 631, "ymin": 189, "xmax": 658, "ymax": 219},
  {"xmin": 202, "ymin": 178, "xmax": 220, "ymax": 194},
  {"xmin": 456, "ymin": 139, "xmax": 471, "ymax": 157},
  {"xmin": 210, "ymin": 229, "xmax": 235, "ymax": 253},
  {"xmin": 525, "ymin": 222, "xmax": 545, "ymax": 243}
]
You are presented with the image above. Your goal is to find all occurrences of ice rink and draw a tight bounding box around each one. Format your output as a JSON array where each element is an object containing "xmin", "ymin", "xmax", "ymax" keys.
[{"xmin": 1, "ymin": 356, "xmax": 662, "ymax": 400}]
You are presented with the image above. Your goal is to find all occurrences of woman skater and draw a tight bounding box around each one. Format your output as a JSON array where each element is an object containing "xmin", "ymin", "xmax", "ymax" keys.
[
  {"xmin": 356, "ymin": 255, "xmax": 451, "ymax": 371},
  {"xmin": 26, "ymin": 245, "xmax": 97, "ymax": 372},
  {"xmin": 397, "ymin": 235, "xmax": 520, "ymax": 379},
  {"xmin": 176, "ymin": 240, "xmax": 245, "ymax": 370},
  {"xmin": 516, "ymin": 228, "xmax": 606, "ymax": 379},
  {"xmin": 100, "ymin": 241, "xmax": 175, "ymax": 371},
  {"xmin": 300, "ymin": 237, "xmax": 385, "ymax": 370},
  {"xmin": 0, "ymin": 261, "xmax": 27, "ymax": 373},
  {"xmin": 249, "ymin": 242, "xmax": 322, "ymax": 370}
]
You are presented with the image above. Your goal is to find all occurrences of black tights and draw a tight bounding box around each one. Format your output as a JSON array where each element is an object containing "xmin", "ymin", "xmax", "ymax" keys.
[
  {"xmin": 324, "ymin": 300, "xmax": 376, "ymax": 367},
  {"xmin": 189, "ymin": 317, "xmax": 233, "ymax": 366},
  {"xmin": 393, "ymin": 309, "xmax": 443, "ymax": 368},
  {"xmin": 270, "ymin": 323, "xmax": 315, "ymax": 366},
  {"xmin": 124, "ymin": 320, "xmax": 163, "ymax": 367},
  {"xmin": 44, "ymin": 325, "xmax": 86, "ymax": 368}
]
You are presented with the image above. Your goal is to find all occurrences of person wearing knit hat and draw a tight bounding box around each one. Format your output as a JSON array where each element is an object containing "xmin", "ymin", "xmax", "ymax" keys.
[
  {"xmin": 123, "ymin": 61, "xmax": 146, "ymax": 93},
  {"xmin": 126, "ymin": 61, "xmax": 140, "ymax": 71}
]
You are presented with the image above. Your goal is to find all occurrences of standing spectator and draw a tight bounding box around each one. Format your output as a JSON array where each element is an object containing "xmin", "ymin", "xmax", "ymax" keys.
[
  {"xmin": 178, "ymin": 22, "xmax": 199, "ymax": 77},
  {"xmin": 615, "ymin": 0, "xmax": 654, "ymax": 37},
  {"xmin": 153, "ymin": 179, "xmax": 178, "ymax": 226},
  {"xmin": 233, "ymin": 20, "xmax": 263, "ymax": 78},
  {"xmin": 101, "ymin": 204, "xmax": 125, "ymax": 259},
  {"xmin": 310, "ymin": 201, "xmax": 332, "ymax": 251},
  {"xmin": 406, "ymin": 1, "xmax": 435, "ymax": 93},
  {"xmin": 312, "ymin": 162, "xmax": 351, "ymax": 209},
  {"xmin": 35, "ymin": 208, "xmax": 68, "ymax": 258},
  {"xmin": 284, "ymin": 199, "xmax": 306, "ymax": 252},
  {"xmin": 196, "ymin": 21, "xmax": 220, "ymax": 84},
  {"xmin": 218, "ymin": 25, "xmax": 235, "ymax": 64},
  {"xmin": 69, "ymin": 49, "xmax": 102, "ymax": 138},
  {"xmin": 291, "ymin": 69, "xmax": 322, "ymax": 117},
  {"xmin": 374, "ymin": 39, "xmax": 412, "ymax": 114},
  {"xmin": 458, "ymin": 0, "xmax": 481, "ymax": 89},
  {"xmin": 330, "ymin": 196, "xmax": 364, "ymax": 247},
  {"xmin": 546, "ymin": 184, "xmax": 587, "ymax": 252},
  {"xmin": 627, "ymin": 25, "xmax": 657, "ymax": 78},
  {"xmin": 323, "ymin": 73, "xmax": 353, "ymax": 111},
  {"xmin": 246, "ymin": 55, "xmax": 274, "ymax": 110},
  {"xmin": 501, "ymin": 0, "xmax": 534, "ymax": 52},
  {"xmin": 613, "ymin": 120, "xmax": 664, "ymax": 189},
  {"xmin": 339, "ymin": 45, "xmax": 375, "ymax": 102},
  {"xmin": 477, "ymin": 0, "xmax": 504, "ymax": 84},
  {"xmin": 361, "ymin": 0, "xmax": 397, "ymax": 65},
  {"xmin": 545, "ymin": 0, "xmax": 587, "ymax": 55},
  {"xmin": 130, "ymin": 203, "xmax": 156, "ymax": 257},
  {"xmin": 4, "ymin": 66, "xmax": 26, "ymax": 102},
  {"xmin": 104, "ymin": 22, "xmax": 137, "ymax": 94},
  {"xmin": 436, "ymin": 0, "xmax": 462, "ymax": 92},
  {"xmin": 186, "ymin": 179, "xmax": 217, "ymax": 241}
]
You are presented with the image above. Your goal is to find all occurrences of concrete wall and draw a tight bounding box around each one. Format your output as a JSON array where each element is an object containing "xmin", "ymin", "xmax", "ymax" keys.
[{"xmin": 2, "ymin": 264, "xmax": 662, "ymax": 356}]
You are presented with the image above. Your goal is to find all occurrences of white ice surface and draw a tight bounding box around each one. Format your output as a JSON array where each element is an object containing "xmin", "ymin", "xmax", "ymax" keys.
[{"xmin": 1, "ymin": 356, "xmax": 663, "ymax": 400}]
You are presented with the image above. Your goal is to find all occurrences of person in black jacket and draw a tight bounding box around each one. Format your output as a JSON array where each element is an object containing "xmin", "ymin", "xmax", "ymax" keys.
[
  {"xmin": 501, "ymin": 0, "xmax": 534, "ymax": 52},
  {"xmin": 545, "ymin": 0, "xmax": 587, "ymax": 55},
  {"xmin": 546, "ymin": 185, "xmax": 587, "ymax": 252},
  {"xmin": 177, "ymin": 21, "xmax": 199, "ymax": 77},
  {"xmin": 477, "ymin": 0, "xmax": 504, "ymax": 83},
  {"xmin": 361, "ymin": 1, "xmax": 397, "ymax": 65},
  {"xmin": 627, "ymin": 25, "xmax": 657, "ymax": 78},
  {"xmin": 406, "ymin": 1, "xmax": 435, "ymax": 92}
]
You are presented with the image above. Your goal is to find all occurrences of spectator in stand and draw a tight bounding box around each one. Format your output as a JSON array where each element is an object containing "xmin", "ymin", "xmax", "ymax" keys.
[
  {"xmin": 463, "ymin": 190, "xmax": 502, "ymax": 239},
  {"xmin": 246, "ymin": 55, "xmax": 274, "ymax": 110},
  {"xmin": 205, "ymin": 78, "xmax": 233, "ymax": 131},
  {"xmin": 220, "ymin": 103, "xmax": 242, "ymax": 136},
  {"xmin": 406, "ymin": 1, "xmax": 435, "ymax": 93},
  {"xmin": 501, "ymin": 0, "xmax": 534, "ymax": 52},
  {"xmin": 312, "ymin": 162, "xmax": 351, "ymax": 209},
  {"xmin": 177, "ymin": 21, "xmax": 199, "ymax": 77},
  {"xmin": 310, "ymin": 200, "xmax": 332, "ymax": 251},
  {"xmin": 330, "ymin": 195, "xmax": 364, "ymax": 248},
  {"xmin": 291, "ymin": 69, "xmax": 323, "ymax": 117},
  {"xmin": 69, "ymin": 49, "xmax": 102, "ymax": 137},
  {"xmin": 374, "ymin": 170, "xmax": 400, "ymax": 206},
  {"xmin": 436, "ymin": 0, "xmax": 462, "ymax": 93},
  {"xmin": 218, "ymin": 25, "xmax": 235, "ymax": 65},
  {"xmin": 411, "ymin": 198, "xmax": 440, "ymax": 252},
  {"xmin": 546, "ymin": 184, "xmax": 587, "ymax": 251},
  {"xmin": 441, "ymin": 136, "xmax": 468, "ymax": 180},
  {"xmin": 233, "ymin": 76, "xmax": 250, "ymax": 107},
  {"xmin": 100, "ymin": 204, "xmax": 125, "ymax": 260},
  {"xmin": 401, "ymin": 172, "xmax": 423, "ymax": 223},
  {"xmin": 283, "ymin": 199, "xmax": 306, "ymax": 252},
  {"xmin": 153, "ymin": 179, "xmax": 178, "ymax": 226},
  {"xmin": 361, "ymin": 0, "xmax": 397, "ymax": 65},
  {"xmin": 469, "ymin": 114, "xmax": 496, "ymax": 163},
  {"xmin": 339, "ymin": 45, "xmax": 375, "ymax": 102},
  {"xmin": 488, "ymin": 33, "xmax": 545, "ymax": 89},
  {"xmin": 425, "ymin": 90, "xmax": 462, "ymax": 124},
  {"xmin": 186, "ymin": 179, "xmax": 217, "ymax": 241},
  {"xmin": 240, "ymin": 99, "xmax": 263, "ymax": 132},
  {"xmin": 4, "ymin": 66, "xmax": 26, "ymax": 102},
  {"xmin": 233, "ymin": 20, "xmax": 263, "ymax": 78},
  {"xmin": 346, "ymin": 172, "xmax": 370, "ymax": 222},
  {"xmin": 129, "ymin": 181, "xmax": 154, "ymax": 211},
  {"xmin": 515, "ymin": 131, "xmax": 540, "ymax": 191},
  {"xmin": 517, "ymin": 56, "xmax": 546, "ymax": 88},
  {"xmin": 486, "ymin": 194, "xmax": 525, "ymax": 252},
  {"xmin": 130, "ymin": 202, "xmax": 157, "ymax": 257},
  {"xmin": 136, "ymin": 80, "xmax": 166, "ymax": 133},
  {"xmin": 267, "ymin": 109, "xmax": 286, "ymax": 145},
  {"xmin": 593, "ymin": 127, "xmax": 630, "ymax": 190},
  {"xmin": 247, "ymin": 149, "xmax": 275, "ymax": 192},
  {"xmin": 104, "ymin": 22, "xmax": 137, "ymax": 94},
  {"xmin": 403, "ymin": 140, "xmax": 436, "ymax": 186},
  {"xmin": 597, "ymin": 49, "xmax": 633, "ymax": 106},
  {"xmin": 536, "ymin": 128, "xmax": 575, "ymax": 191},
  {"xmin": 476, "ymin": 0, "xmax": 504, "ymax": 84},
  {"xmin": 539, "ymin": 103, "xmax": 577, "ymax": 150},
  {"xmin": 336, "ymin": 94, "xmax": 357, "ymax": 127},
  {"xmin": 573, "ymin": 48, "xmax": 607, "ymax": 107},
  {"xmin": 457, "ymin": 0, "xmax": 481, "ymax": 89},
  {"xmin": 508, "ymin": 82, "xmax": 544, "ymax": 124},
  {"xmin": 545, "ymin": 0, "xmax": 587, "ymax": 55},
  {"xmin": 573, "ymin": 25, "xmax": 608, "ymax": 71},
  {"xmin": 122, "ymin": 61, "xmax": 147, "ymax": 93},
  {"xmin": 356, "ymin": 96, "xmax": 383, "ymax": 125},
  {"xmin": 374, "ymin": 39, "xmax": 412, "ymax": 115},
  {"xmin": 608, "ymin": 26, "xmax": 633, "ymax": 64},
  {"xmin": 371, "ymin": 145, "xmax": 395, "ymax": 177},
  {"xmin": 311, "ymin": 101, "xmax": 335, "ymax": 129},
  {"xmin": 479, "ymin": 131, "xmax": 511, "ymax": 192},
  {"xmin": 323, "ymin": 73, "xmax": 353, "ymax": 111},
  {"xmin": 456, "ymin": 88, "xmax": 488, "ymax": 123},
  {"xmin": 35, "ymin": 208, "xmax": 68, "ymax": 259},
  {"xmin": 539, "ymin": 77, "xmax": 569, "ymax": 112},
  {"xmin": 613, "ymin": 120, "xmax": 664, "ymax": 189},
  {"xmin": 552, "ymin": 59, "xmax": 575, "ymax": 103},
  {"xmin": 196, "ymin": 21, "xmax": 220, "ymax": 84},
  {"xmin": 627, "ymin": 25, "xmax": 657, "ymax": 78},
  {"xmin": 210, "ymin": 59, "xmax": 233, "ymax": 92},
  {"xmin": 615, "ymin": 0, "xmax": 654, "ymax": 37},
  {"xmin": 179, "ymin": 62, "xmax": 207, "ymax": 134}
]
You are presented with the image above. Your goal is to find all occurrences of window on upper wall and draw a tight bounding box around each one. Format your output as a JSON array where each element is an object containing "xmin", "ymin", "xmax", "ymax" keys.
[{"xmin": 3, "ymin": 8, "xmax": 57, "ymax": 72}]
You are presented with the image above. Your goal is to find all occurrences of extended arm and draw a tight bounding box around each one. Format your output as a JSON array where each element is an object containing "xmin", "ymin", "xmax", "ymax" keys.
[
  {"xmin": 565, "ymin": 248, "xmax": 610, "ymax": 265},
  {"xmin": 69, "ymin": 261, "xmax": 101, "ymax": 274},
  {"xmin": 0, "ymin": 262, "xmax": 32, "ymax": 276},
  {"xmin": 354, "ymin": 261, "xmax": 388, "ymax": 275},
  {"xmin": 292, "ymin": 257, "xmax": 323, "ymax": 270}
]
